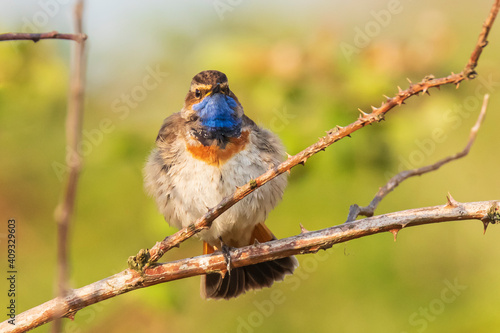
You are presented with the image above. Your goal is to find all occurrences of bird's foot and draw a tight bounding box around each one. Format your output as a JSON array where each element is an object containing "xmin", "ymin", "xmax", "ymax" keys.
[{"xmin": 219, "ymin": 237, "xmax": 232, "ymax": 275}]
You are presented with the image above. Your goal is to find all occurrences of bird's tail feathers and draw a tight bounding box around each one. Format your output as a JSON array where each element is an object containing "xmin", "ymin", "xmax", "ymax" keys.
[{"xmin": 201, "ymin": 223, "xmax": 298, "ymax": 300}]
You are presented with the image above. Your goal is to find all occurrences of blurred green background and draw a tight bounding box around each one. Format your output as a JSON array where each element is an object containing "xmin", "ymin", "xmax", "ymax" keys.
[{"xmin": 1, "ymin": 0, "xmax": 500, "ymax": 332}]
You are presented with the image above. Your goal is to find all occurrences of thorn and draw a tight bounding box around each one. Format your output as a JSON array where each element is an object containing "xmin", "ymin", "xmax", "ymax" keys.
[
  {"xmin": 389, "ymin": 228, "xmax": 399, "ymax": 242},
  {"xmin": 299, "ymin": 157, "xmax": 308, "ymax": 166},
  {"xmin": 253, "ymin": 238, "xmax": 260, "ymax": 245},
  {"xmin": 455, "ymin": 82, "xmax": 460, "ymax": 89},
  {"xmin": 335, "ymin": 125, "xmax": 344, "ymax": 131},
  {"xmin": 397, "ymin": 86, "xmax": 403, "ymax": 93},
  {"xmin": 436, "ymin": 85, "xmax": 441, "ymax": 90},
  {"xmin": 423, "ymin": 74, "xmax": 435, "ymax": 81},
  {"xmin": 371, "ymin": 105, "xmax": 378, "ymax": 112},
  {"xmin": 358, "ymin": 109, "xmax": 369, "ymax": 122},
  {"xmin": 446, "ymin": 192, "xmax": 459, "ymax": 207},
  {"xmin": 383, "ymin": 95, "xmax": 391, "ymax": 101},
  {"xmin": 396, "ymin": 98, "xmax": 406, "ymax": 106},
  {"xmin": 67, "ymin": 313, "xmax": 76, "ymax": 321},
  {"xmin": 376, "ymin": 114, "xmax": 385, "ymax": 122},
  {"xmin": 300, "ymin": 223, "xmax": 309, "ymax": 234},
  {"xmin": 358, "ymin": 108, "xmax": 369, "ymax": 116},
  {"xmin": 482, "ymin": 220, "xmax": 489, "ymax": 235},
  {"xmin": 407, "ymin": 77, "xmax": 412, "ymax": 84},
  {"xmin": 401, "ymin": 221, "xmax": 411, "ymax": 229},
  {"xmin": 286, "ymin": 152, "xmax": 293, "ymax": 159}
]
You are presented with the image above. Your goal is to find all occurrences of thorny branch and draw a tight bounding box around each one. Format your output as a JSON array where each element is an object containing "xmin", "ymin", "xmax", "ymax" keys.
[
  {"xmin": 137, "ymin": 0, "xmax": 500, "ymax": 266},
  {"xmin": 466, "ymin": 0, "xmax": 500, "ymax": 76},
  {"xmin": 0, "ymin": 31, "xmax": 87, "ymax": 43},
  {"xmin": 2, "ymin": 200, "xmax": 500, "ymax": 333},
  {"xmin": 346, "ymin": 94, "xmax": 490, "ymax": 222}
]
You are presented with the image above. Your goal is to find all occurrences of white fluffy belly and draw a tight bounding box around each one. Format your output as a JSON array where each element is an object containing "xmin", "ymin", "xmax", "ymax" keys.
[{"xmin": 147, "ymin": 143, "xmax": 287, "ymax": 247}]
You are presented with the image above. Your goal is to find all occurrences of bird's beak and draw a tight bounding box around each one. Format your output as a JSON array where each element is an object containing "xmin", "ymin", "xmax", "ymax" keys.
[
  {"xmin": 205, "ymin": 83, "xmax": 221, "ymax": 97},
  {"xmin": 212, "ymin": 83, "xmax": 221, "ymax": 94}
]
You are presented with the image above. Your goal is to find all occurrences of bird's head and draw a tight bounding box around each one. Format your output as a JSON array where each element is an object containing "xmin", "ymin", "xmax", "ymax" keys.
[{"xmin": 182, "ymin": 70, "xmax": 244, "ymax": 141}]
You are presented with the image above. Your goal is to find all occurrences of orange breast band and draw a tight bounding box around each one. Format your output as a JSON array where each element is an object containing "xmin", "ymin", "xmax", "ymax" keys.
[{"xmin": 186, "ymin": 130, "xmax": 250, "ymax": 166}]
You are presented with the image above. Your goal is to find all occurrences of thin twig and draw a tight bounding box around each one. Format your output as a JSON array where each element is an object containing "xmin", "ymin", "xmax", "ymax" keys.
[
  {"xmin": 135, "ymin": 0, "xmax": 500, "ymax": 267},
  {"xmin": 465, "ymin": 0, "xmax": 500, "ymax": 77},
  {"xmin": 52, "ymin": 2, "xmax": 86, "ymax": 333},
  {"xmin": 0, "ymin": 31, "xmax": 87, "ymax": 43},
  {"xmin": 346, "ymin": 94, "xmax": 490, "ymax": 222},
  {"xmin": 2, "ymin": 199, "xmax": 499, "ymax": 333}
]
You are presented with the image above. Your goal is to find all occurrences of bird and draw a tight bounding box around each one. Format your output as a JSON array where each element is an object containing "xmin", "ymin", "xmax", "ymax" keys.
[{"xmin": 144, "ymin": 70, "xmax": 297, "ymax": 299}]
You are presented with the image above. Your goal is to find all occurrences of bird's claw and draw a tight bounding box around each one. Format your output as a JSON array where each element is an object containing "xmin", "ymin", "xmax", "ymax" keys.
[{"xmin": 219, "ymin": 238, "xmax": 232, "ymax": 275}]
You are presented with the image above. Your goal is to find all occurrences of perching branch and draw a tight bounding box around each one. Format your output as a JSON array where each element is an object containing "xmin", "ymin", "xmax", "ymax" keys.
[
  {"xmin": 0, "ymin": 31, "xmax": 87, "ymax": 43},
  {"xmin": 346, "ymin": 94, "xmax": 490, "ymax": 222},
  {"xmin": 52, "ymin": 2, "xmax": 86, "ymax": 333},
  {"xmin": 137, "ymin": 0, "xmax": 500, "ymax": 267},
  {"xmin": 2, "ymin": 200, "xmax": 499, "ymax": 333}
]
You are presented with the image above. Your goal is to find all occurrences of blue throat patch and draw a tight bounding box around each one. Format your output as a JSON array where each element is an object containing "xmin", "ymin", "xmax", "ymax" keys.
[{"xmin": 192, "ymin": 93, "xmax": 241, "ymax": 136}]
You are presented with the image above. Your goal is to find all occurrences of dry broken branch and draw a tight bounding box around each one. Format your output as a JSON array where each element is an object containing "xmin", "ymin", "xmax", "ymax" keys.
[{"xmin": 346, "ymin": 94, "xmax": 490, "ymax": 222}]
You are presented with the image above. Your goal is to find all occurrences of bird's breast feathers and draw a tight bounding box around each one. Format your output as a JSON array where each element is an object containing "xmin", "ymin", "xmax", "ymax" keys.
[
  {"xmin": 185, "ymin": 129, "xmax": 250, "ymax": 166},
  {"xmin": 144, "ymin": 124, "xmax": 287, "ymax": 246}
]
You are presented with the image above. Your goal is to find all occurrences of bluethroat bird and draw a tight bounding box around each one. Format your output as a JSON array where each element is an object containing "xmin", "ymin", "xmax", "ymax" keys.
[{"xmin": 144, "ymin": 70, "xmax": 297, "ymax": 299}]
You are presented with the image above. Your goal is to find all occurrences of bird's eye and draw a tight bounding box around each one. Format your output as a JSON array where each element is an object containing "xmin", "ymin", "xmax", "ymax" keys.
[{"xmin": 195, "ymin": 89, "xmax": 201, "ymax": 98}]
